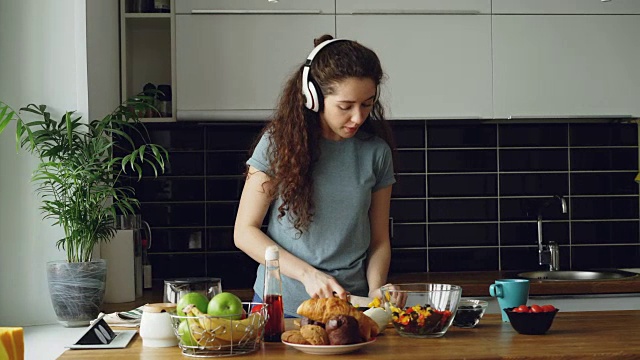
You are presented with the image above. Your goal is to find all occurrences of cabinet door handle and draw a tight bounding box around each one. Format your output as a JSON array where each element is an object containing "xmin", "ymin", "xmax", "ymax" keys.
[
  {"xmin": 507, "ymin": 115, "xmax": 633, "ymax": 120},
  {"xmin": 190, "ymin": 9, "xmax": 323, "ymax": 15},
  {"xmin": 349, "ymin": 9, "xmax": 481, "ymax": 15},
  {"xmin": 389, "ymin": 217, "xmax": 394, "ymax": 239}
]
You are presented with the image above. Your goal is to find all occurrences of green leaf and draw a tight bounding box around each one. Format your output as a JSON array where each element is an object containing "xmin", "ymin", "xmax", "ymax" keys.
[
  {"xmin": 0, "ymin": 110, "xmax": 14, "ymax": 134},
  {"xmin": 20, "ymin": 104, "xmax": 43, "ymax": 115},
  {"xmin": 138, "ymin": 145, "xmax": 146, "ymax": 162},
  {"xmin": 133, "ymin": 163, "xmax": 143, "ymax": 180},
  {"xmin": 146, "ymin": 161, "xmax": 159, "ymax": 177}
]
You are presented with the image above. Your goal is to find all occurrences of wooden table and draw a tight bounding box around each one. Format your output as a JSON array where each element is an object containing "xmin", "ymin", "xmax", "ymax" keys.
[{"xmin": 58, "ymin": 310, "xmax": 640, "ymax": 359}]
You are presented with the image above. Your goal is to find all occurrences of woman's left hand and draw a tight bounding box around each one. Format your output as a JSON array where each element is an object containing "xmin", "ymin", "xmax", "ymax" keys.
[{"xmin": 368, "ymin": 283, "xmax": 393, "ymax": 300}]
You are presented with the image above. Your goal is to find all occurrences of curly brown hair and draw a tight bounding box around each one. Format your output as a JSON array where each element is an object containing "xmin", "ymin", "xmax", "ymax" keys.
[{"xmin": 249, "ymin": 35, "xmax": 396, "ymax": 233}]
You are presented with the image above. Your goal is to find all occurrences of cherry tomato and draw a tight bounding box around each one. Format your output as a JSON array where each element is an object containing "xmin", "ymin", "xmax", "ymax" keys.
[
  {"xmin": 514, "ymin": 305, "xmax": 530, "ymax": 313},
  {"xmin": 530, "ymin": 304, "xmax": 543, "ymax": 313},
  {"xmin": 541, "ymin": 304, "xmax": 556, "ymax": 312}
]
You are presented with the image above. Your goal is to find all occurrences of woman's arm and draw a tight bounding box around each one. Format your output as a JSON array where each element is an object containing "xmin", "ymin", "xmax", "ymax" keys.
[
  {"xmin": 366, "ymin": 185, "xmax": 393, "ymax": 299},
  {"xmin": 234, "ymin": 166, "xmax": 348, "ymax": 299}
]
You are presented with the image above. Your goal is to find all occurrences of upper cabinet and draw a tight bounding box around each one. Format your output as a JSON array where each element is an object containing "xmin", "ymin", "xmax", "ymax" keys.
[
  {"xmin": 492, "ymin": 15, "xmax": 640, "ymax": 118},
  {"xmin": 120, "ymin": 0, "xmax": 175, "ymax": 122},
  {"xmin": 155, "ymin": 0, "xmax": 640, "ymax": 120},
  {"xmin": 336, "ymin": 0, "xmax": 492, "ymax": 119},
  {"xmin": 174, "ymin": 0, "xmax": 334, "ymax": 120},
  {"xmin": 492, "ymin": 0, "xmax": 640, "ymax": 14}
]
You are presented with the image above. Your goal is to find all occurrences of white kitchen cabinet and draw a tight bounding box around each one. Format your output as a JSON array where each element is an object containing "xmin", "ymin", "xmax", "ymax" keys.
[
  {"xmin": 493, "ymin": 15, "xmax": 640, "ymax": 118},
  {"xmin": 120, "ymin": 0, "xmax": 176, "ymax": 122},
  {"xmin": 492, "ymin": 0, "xmax": 640, "ymax": 14},
  {"xmin": 337, "ymin": 15, "xmax": 492, "ymax": 119},
  {"xmin": 336, "ymin": 0, "xmax": 490, "ymax": 14},
  {"xmin": 175, "ymin": 0, "xmax": 334, "ymax": 120}
]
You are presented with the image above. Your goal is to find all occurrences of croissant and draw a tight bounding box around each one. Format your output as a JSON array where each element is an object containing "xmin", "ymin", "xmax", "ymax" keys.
[{"xmin": 296, "ymin": 298, "xmax": 379, "ymax": 341}]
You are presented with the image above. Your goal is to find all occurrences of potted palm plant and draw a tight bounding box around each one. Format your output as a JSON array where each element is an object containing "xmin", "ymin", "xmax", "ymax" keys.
[{"xmin": 0, "ymin": 99, "xmax": 169, "ymax": 326}]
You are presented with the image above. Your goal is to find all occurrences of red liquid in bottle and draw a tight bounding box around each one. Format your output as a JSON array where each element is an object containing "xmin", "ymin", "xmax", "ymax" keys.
[{"xmin": 264, "ymin": 294, "xmax": 284, "ymax": 342}]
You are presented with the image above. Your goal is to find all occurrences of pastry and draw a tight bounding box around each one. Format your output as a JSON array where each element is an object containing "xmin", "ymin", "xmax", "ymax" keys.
[
  {"xmin": 325, "ymin": 315, "xmax": 361, "ymax": 345},
  {"xmin": 281, "ymin": 330, "xmax": 309, "ymax": 345},
  {"xmin": 296, "ymin": 297, "xmax": 379, "ymax": 340},
  {"xmin": 299, "ymin": 324, "xmax": 329, "ymax": 345},
  {"xmin": 300, "ymin": 317, "xmax": 325, "ymax": 328}
]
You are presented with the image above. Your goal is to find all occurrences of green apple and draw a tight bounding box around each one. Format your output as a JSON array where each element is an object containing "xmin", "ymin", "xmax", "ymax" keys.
[
  {"xmin": 207, "ymin": 292, "xmax": 243, "ymax": 320},
  {"xmin": 178, "ymin": 320, "xmax": 198, "ymax": 346},
  {"xmin": 176, "ymin": 292, "xmax": 209, "ymax": 316}
]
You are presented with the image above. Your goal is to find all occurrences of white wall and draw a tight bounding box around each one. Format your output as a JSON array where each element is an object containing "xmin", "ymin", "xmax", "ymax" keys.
[{"xmin": 0, "ymin": 0, "xmax": 119, "ymax": 326}]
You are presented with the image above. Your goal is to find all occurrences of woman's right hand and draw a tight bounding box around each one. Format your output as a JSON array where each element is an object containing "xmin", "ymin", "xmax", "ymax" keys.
[{"xmin": 302, "ymin": 270, "xmax": 348, "ymax": 300}]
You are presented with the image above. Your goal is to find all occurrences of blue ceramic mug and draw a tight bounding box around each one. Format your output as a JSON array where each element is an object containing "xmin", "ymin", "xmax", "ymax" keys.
[{"xmin": 489, "ymin": 279, "xmax": 530, "ymax": 322}]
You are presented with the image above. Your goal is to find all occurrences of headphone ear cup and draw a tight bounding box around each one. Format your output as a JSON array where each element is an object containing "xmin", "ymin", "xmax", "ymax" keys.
[
  {"xmin": 307, "ymin": 79, "xmax": 323, "ymax": 112},
  {"xmin": 302, "ymin": 81, "xmax": 314, "ymax": 110}
]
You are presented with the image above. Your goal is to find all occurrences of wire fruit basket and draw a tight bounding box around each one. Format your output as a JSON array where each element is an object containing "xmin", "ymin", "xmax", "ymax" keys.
[{"xmin": 170, "ymin": 302, "xmax": 267, "ymax": 357}]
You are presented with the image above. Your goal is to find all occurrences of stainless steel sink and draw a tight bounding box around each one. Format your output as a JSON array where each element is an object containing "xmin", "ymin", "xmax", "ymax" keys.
[{"xmin": 517, "ymin": 270, "xmax": 639, "ymax": 281}]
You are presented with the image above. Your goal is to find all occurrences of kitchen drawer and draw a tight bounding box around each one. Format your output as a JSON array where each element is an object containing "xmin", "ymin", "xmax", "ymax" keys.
[
  {"xmin": 337, "ymin": 0, "xmax": 490, "ymax": 14},
  {"xmin": 492, "ymin": 0, "xmax": 640, "ymax": 14},
  {"xmin": 176, "ymin": 0, "xmax": 334, "ymax": 14}
]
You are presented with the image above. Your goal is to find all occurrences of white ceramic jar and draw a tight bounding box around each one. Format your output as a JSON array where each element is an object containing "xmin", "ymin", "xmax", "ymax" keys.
[{"xmin": 139, "ymin": 303, "xmax": 179, "ymax": 347}]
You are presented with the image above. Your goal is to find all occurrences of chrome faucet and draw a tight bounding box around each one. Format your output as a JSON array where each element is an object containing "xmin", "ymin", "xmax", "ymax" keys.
[{"xmin": 537, "ymin": 195, "xmax": 568, "ymax": 271}]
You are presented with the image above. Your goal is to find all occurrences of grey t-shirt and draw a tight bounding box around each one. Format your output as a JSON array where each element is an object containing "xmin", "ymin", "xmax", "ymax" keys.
[{"xmin": 247, "ymin": 131, "xmax": 395, "ymax": 317}]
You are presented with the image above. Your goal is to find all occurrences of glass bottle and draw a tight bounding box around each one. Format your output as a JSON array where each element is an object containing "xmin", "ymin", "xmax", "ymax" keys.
[{"xmin": 263, "ymin": 245, "xmax": 284, "ymax": 342}]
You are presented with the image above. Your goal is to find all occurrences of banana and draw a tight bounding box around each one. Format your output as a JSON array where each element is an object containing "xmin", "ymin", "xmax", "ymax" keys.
[
  {"xmin": 187, "ymin": 305, "xmax": 265, "ymax": 343},
  {"xmin": 183, "ymin": 304, "xmax": 215, "ymax": 346}
]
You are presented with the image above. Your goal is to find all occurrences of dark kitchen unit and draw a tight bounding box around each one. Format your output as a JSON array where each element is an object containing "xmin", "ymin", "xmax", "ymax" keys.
[{"xmin": 123, "ymin": 120, "xmax": 640, "ymax": 289}]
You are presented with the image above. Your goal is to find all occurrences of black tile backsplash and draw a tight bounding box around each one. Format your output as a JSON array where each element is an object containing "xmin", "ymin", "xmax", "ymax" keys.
[
  {"xmin": 429, "ymin": 248, "xmax": 499, "ymax": 272},
  {"xmin": 428, "ymin": 223, "xmax": 498, "ymax": 247},
  {"xmin": 426, "ymin": 123, "xmax": 497, "ymax": 148},
  {"xmin": 429, "ymin": 199, "xmax": 498, "ymax": 222},
  {"xmin": 500, "ymin": 173, "xmax": 569, "ymax": 196},
  {"xmin": 570, "ymin": 148, "xmax": 638, "ymax": 171},
  {"xmin": 428, "ymin": 149, "xmax": 497, "ymax": 173},
  {"xmin": 499, "ymin": 124, "xmax": 568, "ymax": 147},
  {"xmin": 500, "ymin": 222, "xmax": 569, "ymax": 246},
  {"xmin": 499, "ymin": 149, "xmax": 568, "ymax": 171},
  {"xmin": 428, "ymin": 174, "xmax": 497, "ymax": 197},
  {"xmin": 392, "ymin": 175, "xmax": 426, "ymax": 198},
  {"xmin": 137, "ymin": 121, "xmax": 640, "ymax": 288}
]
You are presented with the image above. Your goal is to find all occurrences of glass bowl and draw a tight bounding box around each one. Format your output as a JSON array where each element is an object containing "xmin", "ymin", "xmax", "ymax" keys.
[
  {"xmin": 381, "ymin": 283, "xmax": 462, "ymax": 338},
  {"xmin": 504, "ymin": 307, "xmax": 559, "ymax": 335},
  {"xmin": 452, "ymin": 299, "xmax": 488, "ymax": 328}
]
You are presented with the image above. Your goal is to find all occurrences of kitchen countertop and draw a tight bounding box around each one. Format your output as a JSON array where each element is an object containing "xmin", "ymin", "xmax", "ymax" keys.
[
  {"xmin": 57, "ymin": 310, "xmax": 640, "ymax": 359},
  {"xmin": 103, "ymin": 270, "xmax": 640, "ymax": 314}
]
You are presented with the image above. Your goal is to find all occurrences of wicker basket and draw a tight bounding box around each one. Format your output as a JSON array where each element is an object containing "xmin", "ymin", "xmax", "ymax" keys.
[{"xmin": 170, "ymin": 302, "xmax": 267, "ymax": 357}]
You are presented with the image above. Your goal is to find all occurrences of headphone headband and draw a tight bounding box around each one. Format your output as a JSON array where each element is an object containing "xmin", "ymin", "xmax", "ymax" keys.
[
  {"xmin": 301, "ymin": 38, "xmax": 380, "ymax": 112},
  {"xmin": 302, "ymin": 39, "xmax": 348, "ymax": 112}
]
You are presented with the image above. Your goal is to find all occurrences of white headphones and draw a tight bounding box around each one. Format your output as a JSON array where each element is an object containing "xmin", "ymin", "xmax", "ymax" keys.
[{"xmin": 301, "ymin": 38, "xmax": 380, "ymax": 112}]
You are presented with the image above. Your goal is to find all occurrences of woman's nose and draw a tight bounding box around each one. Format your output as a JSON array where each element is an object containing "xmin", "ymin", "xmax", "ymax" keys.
[{"xmin": 350, "ymin": 109, "xmax": 367, "ymax": 124}]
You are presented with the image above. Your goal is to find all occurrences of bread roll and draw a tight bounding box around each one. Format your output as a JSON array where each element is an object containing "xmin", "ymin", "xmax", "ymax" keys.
[
  {"xmin": 299, "ymin": 325, "xmax": 329, "ymax": 345},
  {"xmin": 281, "ymin": 330, "xmax": 309, "ymax": 345}
]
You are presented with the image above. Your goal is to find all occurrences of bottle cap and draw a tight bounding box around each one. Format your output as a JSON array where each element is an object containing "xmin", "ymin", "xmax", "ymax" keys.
[{"xmin": 265, "ymin": 245, "xmax": 279, "ymax": 261}]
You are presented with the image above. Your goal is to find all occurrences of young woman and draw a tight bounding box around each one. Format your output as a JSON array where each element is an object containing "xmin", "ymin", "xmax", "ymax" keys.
[{"xmin": 234, "ymin": 34, "xmax": 397, "ymax": 317}]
